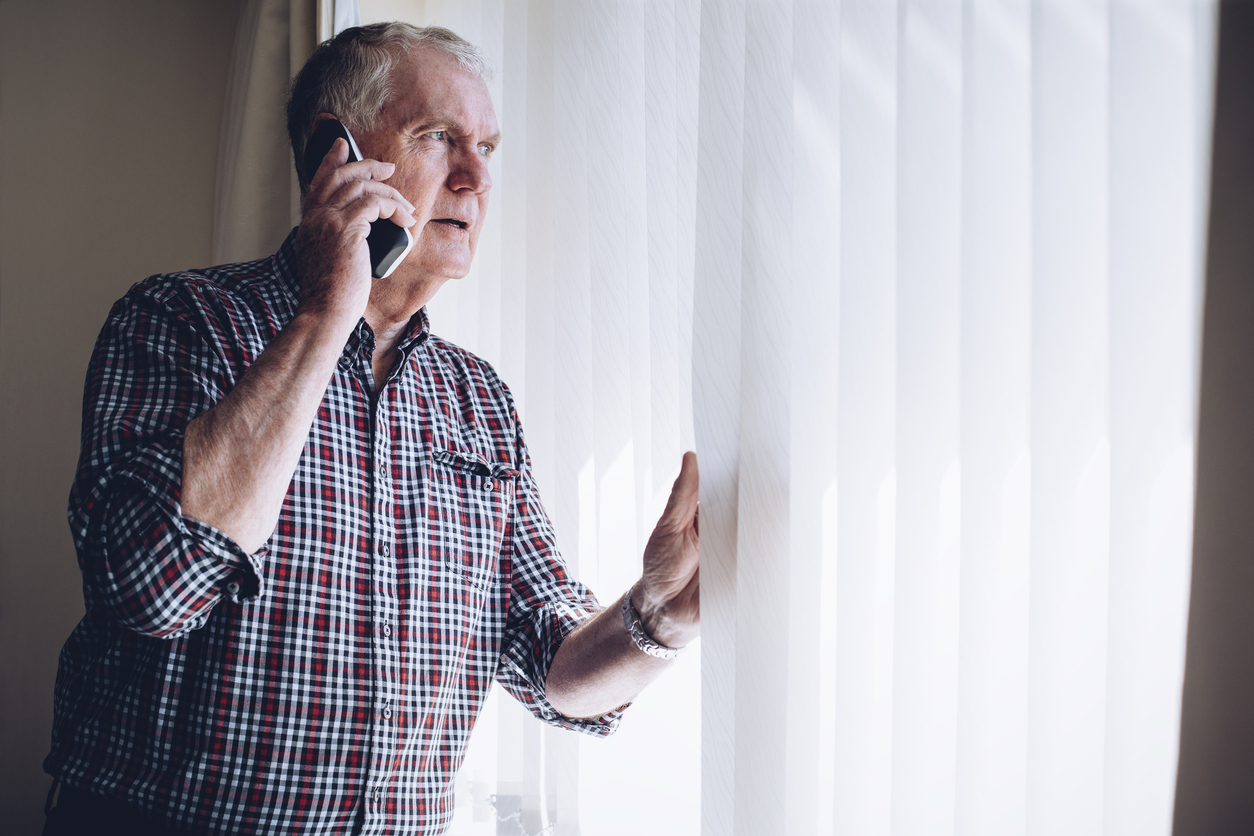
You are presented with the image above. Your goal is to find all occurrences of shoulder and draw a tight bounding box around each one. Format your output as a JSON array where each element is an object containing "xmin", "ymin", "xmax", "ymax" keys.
[
  {"xmin": 97, "ymin": 248, "xmax": 297, "ymax": 375},
  {"xmin": 115, "ymin": 252, "xmax": 295, "ymax": 333},
  {"xmin": 91, "ymin": 250, "xmax": 297, "ymax": 386},
  {"xmin": 422, "ymin": 333, "xmax": 514, "ymax": 406}
]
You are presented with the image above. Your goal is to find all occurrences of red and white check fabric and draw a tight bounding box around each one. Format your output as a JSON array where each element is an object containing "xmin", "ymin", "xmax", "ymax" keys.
[{"xmin": 46, "ymin": 232, "xmax": 619, "ymax": 835}]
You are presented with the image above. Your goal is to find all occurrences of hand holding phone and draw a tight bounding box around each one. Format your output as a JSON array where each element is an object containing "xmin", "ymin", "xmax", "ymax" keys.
[{"xmin": 303, "ymin": 119, "xmax": 415, "ymax": 280}]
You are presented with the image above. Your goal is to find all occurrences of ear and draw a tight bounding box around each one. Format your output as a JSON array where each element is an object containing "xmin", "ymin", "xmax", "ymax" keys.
[{"xmin": 310, "ymin": 112, "xmax": 340, "ymax": 138}]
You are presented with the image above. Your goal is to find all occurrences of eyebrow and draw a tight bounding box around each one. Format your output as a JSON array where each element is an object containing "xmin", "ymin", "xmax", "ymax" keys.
[{"xmin": 408, "ymin": 114, "xmax": 501, "ymax": 147}]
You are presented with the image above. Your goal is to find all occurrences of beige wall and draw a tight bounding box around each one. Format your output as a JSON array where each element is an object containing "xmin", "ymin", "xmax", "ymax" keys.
[{"xmin": 0, "ymin": 1, "xmax": 241, "ymax": 832}]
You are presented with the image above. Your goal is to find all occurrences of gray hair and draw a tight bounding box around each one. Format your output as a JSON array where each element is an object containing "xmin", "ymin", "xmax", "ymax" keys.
[{"xmin": 287, "ymin": 23, "xmax": 491, "ymax": 192}]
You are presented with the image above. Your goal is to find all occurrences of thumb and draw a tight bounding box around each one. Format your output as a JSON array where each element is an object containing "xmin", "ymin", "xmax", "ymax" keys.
[{"xmin": 660, "ymin": 451, "xmax": 699, "ymax": 528}]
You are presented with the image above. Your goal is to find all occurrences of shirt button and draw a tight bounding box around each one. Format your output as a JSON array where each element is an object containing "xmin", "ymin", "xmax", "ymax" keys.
[
  {"xmin": 226, "ymin": 581, "xmax": 240, "ymax": 595},
  {"xmin": 373, "ymin": 787, "xmax": 382, "ymax": 802},
  {"xmin": 378, "ymin": 543, "xmax": 390, "ymax": 557},
  {"xmin": 337, "ymin": 355, "xmax": 351, "ymax": 370},
  {"xmin": 382, "ymin": 624, "xmax": 392, "ymax": 637},
  {"xmin": 383, "ymin": 707, "xmax": 392, "ymax": 720},
  {"xmin": 485, "ymin": 480, "xmax": 495, "ymax": 493}
]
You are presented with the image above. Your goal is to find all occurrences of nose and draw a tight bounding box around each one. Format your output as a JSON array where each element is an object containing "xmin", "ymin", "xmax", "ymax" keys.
[{"xmin": 449, "ymin": 146, "xmax": 492, "ymax": 194}]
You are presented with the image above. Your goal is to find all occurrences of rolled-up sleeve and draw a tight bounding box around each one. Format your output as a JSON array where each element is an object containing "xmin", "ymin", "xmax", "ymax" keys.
[
  {"xmin": 493, "ymin": 412, "xmax": 625, "ymax": 737},
  {"xmin": 69, "ymin": 284, "xmax": 264, "ymax": 639}
]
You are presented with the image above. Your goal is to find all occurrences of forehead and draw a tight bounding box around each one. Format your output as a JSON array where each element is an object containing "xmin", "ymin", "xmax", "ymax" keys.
[{"xmin": 384, "ymin": 45, "xmax": 498, "ymax": 134}]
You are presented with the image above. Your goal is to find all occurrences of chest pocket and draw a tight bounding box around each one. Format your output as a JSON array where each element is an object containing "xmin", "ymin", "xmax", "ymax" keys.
[{"xmin": 429, "ymin": 449, "xmax": 518, "ymax": 588}]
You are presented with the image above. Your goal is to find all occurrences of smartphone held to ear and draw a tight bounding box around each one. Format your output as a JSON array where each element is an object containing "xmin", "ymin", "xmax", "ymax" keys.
[{"xmin": 304, "ymin": 119, "xmax": 415, "ymax": 280}]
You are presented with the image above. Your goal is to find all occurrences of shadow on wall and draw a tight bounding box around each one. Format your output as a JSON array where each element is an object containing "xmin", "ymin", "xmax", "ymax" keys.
[
  {"xmin": 1173, "ymin": 1, "xmax": 1254, "ymax": 832},
  {"xmin": 0, "ymin": 1, "xmax": 243, "ymax": 834}
]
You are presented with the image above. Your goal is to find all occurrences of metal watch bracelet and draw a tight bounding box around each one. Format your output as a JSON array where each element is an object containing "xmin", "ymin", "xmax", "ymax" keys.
[{"xmin": 621, "ymin": 582, "xmax": 685, "ymax": 660}]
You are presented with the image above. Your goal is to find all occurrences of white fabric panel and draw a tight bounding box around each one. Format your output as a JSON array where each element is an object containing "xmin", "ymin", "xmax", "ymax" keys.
[
  {"xmin": 1029, "ymin": 3, "xmax": 1112, "ymax": 834},
  {"xmin": 547, "ymin": 5, "xmax": 594, "ymax": 835},
  {"xmin": 550, "ymin": 0, "xmax": 593, "ymax": 591},
  {"xmin": 735, "ymin": 0, "xmax": 794, "ymax": 832},
  {"xmin": 1104, "ymin": 3, "xmax": 1213, "ymax": 835},
  {"xmin": 894, "ymin": 3, "xmax": 963, "ymax": 836},
  {"xmin": 834, "ymin": 3, "xmax": 899, "ymax": 836},
  {"xmin": 956, "ymin": 3, "xmax": 1032, "ymax": 836},
  {"xmin": 495, "ymin": 0, "xmax": 529, "ymax": 417},
  {"xmin": 523, "ymin": 0, "xmax": 556, "ymax": 522},
  {"xmin": 646, "ymin": 0, "xmax": 683, "ymax": 512},
  {"xmin": 675, "ymin": 0, "xmax": 700, "ymax": 461},
  {"xmin": 587, "ymin": 0, "xmax": 631, "ymax": 598},
  {"xmin": 691, "ymin": 2, "xmax": 745, "ymax": 834},
  {"xmin": 788, "ymin": 5, "xmax": 842, "ymax": 834}
]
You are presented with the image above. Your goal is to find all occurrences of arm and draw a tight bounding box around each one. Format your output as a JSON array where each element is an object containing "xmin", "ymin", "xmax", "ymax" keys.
[
  {"xmin": 181, "ymin": 140, "xmax": 414, "ymax": 552},
  {"xmin": 544, "ymin": 452, "xmax": 700, "ymax": 718},
  {"xmin": 73, "ymin": 141, "xmax": 413, "ymax": 637}
]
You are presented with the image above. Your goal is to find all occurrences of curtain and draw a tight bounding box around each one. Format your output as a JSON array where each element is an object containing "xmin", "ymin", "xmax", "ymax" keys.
[
  {"xmin": 213, "ymin": 0, "xmax": 323, "ymax": 264},
  {"xmin": 314, "ymin": 1, "xmax": 1213, "ymax": 833}
]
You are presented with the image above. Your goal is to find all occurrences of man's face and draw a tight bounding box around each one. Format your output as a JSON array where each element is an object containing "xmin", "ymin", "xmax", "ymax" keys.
[{"xmin": 353, "ymin": 45, "xmax": 499, "ymax": 287}]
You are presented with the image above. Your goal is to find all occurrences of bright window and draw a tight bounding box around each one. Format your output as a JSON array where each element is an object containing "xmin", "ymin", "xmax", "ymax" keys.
[{"xmin": 356, "ymin": 2, "xmax": 1216, "ymax": 834}]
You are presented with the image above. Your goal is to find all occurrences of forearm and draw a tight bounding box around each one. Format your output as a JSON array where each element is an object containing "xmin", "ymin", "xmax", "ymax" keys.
[
  {"xmin": 545, "ymin": 454, "xmax": 700, "ymax": 719},
  {"xmin": 544, "ymin": 588, "xmax": 681, "ymax": 719},
  {"xmin": 182, "ymin": 309, "xmax": 353, "ymax": 553}
]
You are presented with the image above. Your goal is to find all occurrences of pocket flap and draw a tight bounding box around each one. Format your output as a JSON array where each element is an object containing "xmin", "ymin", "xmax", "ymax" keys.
[{"xmin": 434, "ymin": 449, "xmax": 520, "ymax": 481}]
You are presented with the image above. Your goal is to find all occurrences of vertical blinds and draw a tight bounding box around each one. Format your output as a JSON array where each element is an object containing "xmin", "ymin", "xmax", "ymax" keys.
[{"xmin": 353, "ymin": 2, "xmax": 1215, "ymax": 834}]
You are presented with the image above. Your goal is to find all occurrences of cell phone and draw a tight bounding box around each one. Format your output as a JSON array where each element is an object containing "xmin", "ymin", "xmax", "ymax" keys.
[{"xmin": 303, "ymin": 119, "xmax": 415, "ymax": 280}]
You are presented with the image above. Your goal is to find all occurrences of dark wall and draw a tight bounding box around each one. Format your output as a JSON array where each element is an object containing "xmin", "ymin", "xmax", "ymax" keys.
[
  {"xmin": 0, "ymin": 2, "xmax": 241, "ymax": 833},
  {"xmin": 1174, "ymin": 1, "xmax": 1254, "ymax": 833}
]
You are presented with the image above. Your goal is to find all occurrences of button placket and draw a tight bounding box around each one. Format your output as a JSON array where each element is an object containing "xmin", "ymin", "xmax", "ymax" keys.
[{"xmin": 366, "ymin": 389, "xmax": 400, "ymax": 818}]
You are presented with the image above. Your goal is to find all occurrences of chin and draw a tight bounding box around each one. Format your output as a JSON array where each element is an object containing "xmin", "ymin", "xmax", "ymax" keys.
[{"xmin": 422, "ymin": 257, "xmax": 474, "ymax": 281}]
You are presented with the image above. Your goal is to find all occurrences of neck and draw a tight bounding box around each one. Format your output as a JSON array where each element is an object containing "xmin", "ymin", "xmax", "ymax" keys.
[{"xmin": 363, "ymin": 274, "xmax": 445, "ymax": 389}]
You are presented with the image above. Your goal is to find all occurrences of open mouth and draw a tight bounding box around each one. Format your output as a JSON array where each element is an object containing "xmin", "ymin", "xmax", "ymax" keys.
[{"xmin": 432, "ymin": 218, "xmax": 469, "ymax": 230}]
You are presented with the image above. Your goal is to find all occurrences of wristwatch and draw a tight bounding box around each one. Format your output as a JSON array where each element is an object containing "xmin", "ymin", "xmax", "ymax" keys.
[{"xmin": 621, "ymin": 582, "xmax": 685, "ymax": 660}]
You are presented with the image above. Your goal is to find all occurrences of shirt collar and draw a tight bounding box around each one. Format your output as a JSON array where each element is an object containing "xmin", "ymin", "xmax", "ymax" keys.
[{"xmin": 397, "ymin": 307, "xmax": 431, "ymax": 353}]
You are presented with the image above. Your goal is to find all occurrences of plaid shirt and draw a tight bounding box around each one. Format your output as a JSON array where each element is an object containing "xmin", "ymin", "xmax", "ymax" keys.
[{"xmin": 46, "ymin": 232, "xmax": 619, "ymax": 835}]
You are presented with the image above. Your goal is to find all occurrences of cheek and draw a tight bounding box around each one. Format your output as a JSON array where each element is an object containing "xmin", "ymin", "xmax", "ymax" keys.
[
  {"xmin": 405, "ymin": 184, "xmax": 438, "ymax": 216},
  {"xmin": 474, "ymin": 194, "xmax": 491, "ymax": 233},
  {"xmin": 391, "ymin": 167, "xmax": 439, "ymax": 211}
]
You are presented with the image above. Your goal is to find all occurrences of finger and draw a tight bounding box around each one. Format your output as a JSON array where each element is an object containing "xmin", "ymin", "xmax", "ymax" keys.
[
  {"xmin": 325, "ymin": 177, "xmax": 417, "ymax": 219},
  {"xmin": 310, "ymin": 156, "xmax": 402, "ymax": 210},
  {"xmin": 661, "ymin": 452, "xmax": 699, "ymax": 527},
  {"xmin": 334, "ymin": 157, "xmax": 401, "ymax": 185},
  {"xmin": 339, "ymin": 193, "xmax": 418, "ymax": 231},
  {"xmin": 308, "ymin": 137, "xmax": 351, "ymax": 196},
  {"xmin": 363, "ymin": 158, "xmax": 402, "ymax": 182}
]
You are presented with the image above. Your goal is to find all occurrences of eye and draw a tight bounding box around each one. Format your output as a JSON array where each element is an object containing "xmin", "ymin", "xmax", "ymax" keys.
[
  {"xmin": 478, "ymin": 143, "xmax": 494, "ymax": 157},
  {"xmin": 425, "ymin": 130, "xmax": 448, "ymax": 141}
]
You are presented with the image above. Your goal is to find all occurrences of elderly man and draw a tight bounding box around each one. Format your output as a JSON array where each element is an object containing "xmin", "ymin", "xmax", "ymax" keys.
[{"xmin": 43, "ymin": 23, "xmax": 698, "ymax": 836}]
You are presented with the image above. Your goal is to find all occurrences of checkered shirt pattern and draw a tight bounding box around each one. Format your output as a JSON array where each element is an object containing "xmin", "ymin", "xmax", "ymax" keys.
[{"xmin": 46, "ymin": 232, "xmax": 620, "ymax": 835}]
